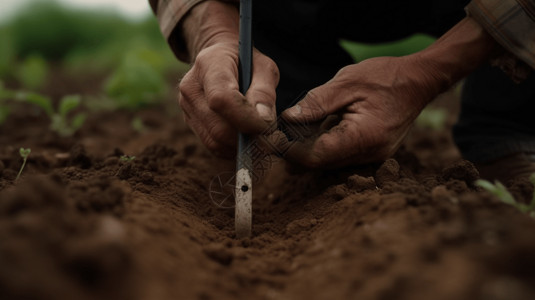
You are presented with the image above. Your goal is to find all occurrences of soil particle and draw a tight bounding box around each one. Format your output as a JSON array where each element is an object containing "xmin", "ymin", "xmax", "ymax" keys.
[
  {"xmin": 139, "ymin": 171, "xmax": 155, "ymax": 185},
  {"xmin": 445, "ymin": 179, "xmax": 470, "ymax": 194},
  {"xmin": 0, "ymin": 175, "xmax": 67, "ymax": 215},
  {"xmin": 375, "ymin": 158, "xmax": 400, "ymax": 187},
  {"xmin": 116, "ymin": 163, "xmax": 135, "ymax": 180},
  {"xmin": 441, "ymin": 160, "xmax": 479, "ymax": 184},
  {"xmin": 431, "ymin": 185, "xmax": 457, "ymax": 203},
  {"xmin": 324, "ymin": 184, "xmax": 350, "ymax": 200},
  {"xmin": 69, "ymin": 144, "xmax": 92, "ymax": 169},
  {"xmin": 347, "ymin": 174, "xmax": 377, "ymax": 192},
  {"xmin": 69, "ymin": 178, "xmax": 126, "ymax": 216}
]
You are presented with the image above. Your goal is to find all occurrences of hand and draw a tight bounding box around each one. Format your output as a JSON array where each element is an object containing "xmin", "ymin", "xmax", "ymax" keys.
[
  {"xmin": 179, "ymin": 43, "xmax": 279, "ymax": 157},
  {"xmin": 280, "ymin": 55, "xmax": 444, "ymax": 168},
  {"xmin": 177, "ymin": 2, "xmax": 279, "ymax": 157}
]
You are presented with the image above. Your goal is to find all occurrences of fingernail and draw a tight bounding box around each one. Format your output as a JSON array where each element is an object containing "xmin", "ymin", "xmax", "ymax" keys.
[
  {"xmin": 256, "ymin": 103, "xmax": 274, "ymax": 122},
  {"xmin": 285, "ymin": 104, "xmax": 302, "ymax": 117}
]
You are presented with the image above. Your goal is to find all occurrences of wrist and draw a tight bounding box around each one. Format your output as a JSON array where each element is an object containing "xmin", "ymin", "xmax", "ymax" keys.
[
  {"xmin": 182, "ymin": 1, "xmax": 240, "ymax": 62},
  {"xmin": 413, "ymin": 16, "xmax": 500, "ymax": 96}
]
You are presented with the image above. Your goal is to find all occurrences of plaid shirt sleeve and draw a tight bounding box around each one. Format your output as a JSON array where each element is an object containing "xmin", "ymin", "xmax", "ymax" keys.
[
  {"xmin": 466, "ymin": 0, "xmax": 535, "ymax": 82},
  {"xmin": 148, "ymin": 0, "xmax": 238, "ymax": 61}
]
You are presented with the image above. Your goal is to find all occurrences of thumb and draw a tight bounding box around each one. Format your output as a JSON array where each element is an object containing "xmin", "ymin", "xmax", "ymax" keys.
[{"xmin": 282, "ymin": 83, "xmax": 347, "ymax": 123}]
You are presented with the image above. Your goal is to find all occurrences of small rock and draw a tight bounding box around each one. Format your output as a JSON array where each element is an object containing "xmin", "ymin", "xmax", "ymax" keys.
[
  {"xmin": 325, "ymin": 184, "xmax": 349, "ymax": 200},
  {"xmin": 375, "ymin": 159, "xmax": 400, "ymax": 187},
  {"xmin": 347, "ymin": 175, "xmax": 376, "ymax": 192}
]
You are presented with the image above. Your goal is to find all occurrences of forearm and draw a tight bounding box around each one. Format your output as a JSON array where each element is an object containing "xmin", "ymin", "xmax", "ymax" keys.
[
  {"xmin": 415, "ymin": 16, "xmax": 501, "ymax": 95},
  {"xmin": 182, "ymin": 1, "xmax": 240, "ymax": 62}
]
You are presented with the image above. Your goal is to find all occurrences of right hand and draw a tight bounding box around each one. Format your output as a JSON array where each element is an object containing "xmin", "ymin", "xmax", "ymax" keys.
[{"xmin": 178, "ymin": 40, "xmax": 279, "ymax": 158}]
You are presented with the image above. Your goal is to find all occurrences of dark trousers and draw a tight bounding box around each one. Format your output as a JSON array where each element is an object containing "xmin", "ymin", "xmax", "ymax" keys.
[{"xmin": 252, "ymin": 0, "xmax": 535, "ymax": 162}]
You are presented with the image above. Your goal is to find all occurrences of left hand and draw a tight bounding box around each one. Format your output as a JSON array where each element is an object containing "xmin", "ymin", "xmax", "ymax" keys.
[{"xmin": 279, "ymin": 55, "xmax": 447, "ymax": 168}]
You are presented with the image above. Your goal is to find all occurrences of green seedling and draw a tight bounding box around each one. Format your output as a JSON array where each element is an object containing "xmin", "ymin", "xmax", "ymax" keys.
[
  {"xmin": 50, "ymin": 95, "xmax": 86, "ymax": 137},
  {"xmin": 14, "ymin": 92, "xmax": 85, "ymax": 136},
  {"xmin": 475, "ymin": 174, "xmax": 535, "ymax": 218},
  {"xmin": 15, "ymin": 148, "xmax": 31, "ymax": 181},
  {"xmin": 119, "ymin": 155, "xmax": 136, "ymax": 162}
]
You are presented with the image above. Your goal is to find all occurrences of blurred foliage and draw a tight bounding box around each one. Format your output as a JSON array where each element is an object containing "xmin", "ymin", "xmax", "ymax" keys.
[
  {"xmin": 14, "ymin": 54, "xmax": 49, "ymax": 90},
  {"xmin": 0, "ymin": 28, "xmax": 15, "ymax": 77},
  {"xmin": 0, "ymin": 0, "xmax": 189, "ymax": 111},
  {"xmin": 415, "ymin": 107, "xmax": 448, "ymax": 130},
  {"xmin": 340, "ymin": 34, "xmax": 436, "ymax": 62},
  {"xmin": 104, "ymin": 52, "xmax": 168, "ymax": 109}
]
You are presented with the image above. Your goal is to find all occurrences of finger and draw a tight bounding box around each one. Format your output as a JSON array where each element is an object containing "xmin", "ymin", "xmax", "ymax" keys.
[
  {"xmin": 182, "ymin": 109, "xmax": 237, "ymax": 158},
  {"xmin": 281, "ymin": 79, "xmax": 356, "ymax": 123},
  {"xmin": 284, "ymin": 119, "xmax": 388, "ymax": 168},
  {"xmin": 179, "ymin": 70, "xmax": 237, "ymax": 155},
  {"xmin": 201, "ymin": 57, "xmax": 272, "ymax": 134},
  {"xmin": 180, "ymin": 89, "xmax": 237, "ymax": 148},
  {"xmin": 245, "ymin": 52, "xmax": 279, "ymax": 123}
]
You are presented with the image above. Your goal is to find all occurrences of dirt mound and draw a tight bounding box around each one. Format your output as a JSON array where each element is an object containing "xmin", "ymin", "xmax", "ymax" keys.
[{"xmin": 1, "ymin": 91, "xmax": 535, "ymax": 300}]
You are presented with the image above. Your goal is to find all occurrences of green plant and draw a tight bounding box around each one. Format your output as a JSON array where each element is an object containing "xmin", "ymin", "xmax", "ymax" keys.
[
  {"xmin": 340, "ymin": 34, "xmax": 436, "ymax": 63},
  {"xmin": 14, "ymin": 54, "xmax": 49, "ymax": 90},
  {"xmin": 50, "ymin": 95, "xmax": 86, "ymax": 136},
  {"xmin": 14, "ymin": 92, "xmax": 85, "ymax": 136},
  {"xmin": 120, "ymin": 155, "xmax": 136, "ymax": 162},
  {"xmin": 415, "ymin": 107, "xmax": 448, "ymax": 130},
  {"xmin": 475, "ymin": 174, "xmax": 535, "ymax": 218},
  {"xmin": 15, "ymin": 148, "xmax": 31, "ymax": 181},
  {"xmin": 104, "ymin": 54, "xmax": 167, "ymax": 109}
]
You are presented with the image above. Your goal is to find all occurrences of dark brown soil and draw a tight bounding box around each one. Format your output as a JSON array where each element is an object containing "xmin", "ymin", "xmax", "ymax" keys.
[{"xmin": 1, "ymin": 81, "xmax": 535, "ymax": 300}]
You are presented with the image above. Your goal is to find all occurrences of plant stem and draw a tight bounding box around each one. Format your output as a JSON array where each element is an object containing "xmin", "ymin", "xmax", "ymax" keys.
[{"xmin": 15, "ymin": 156, "xmax": 28, "ymax": 181}]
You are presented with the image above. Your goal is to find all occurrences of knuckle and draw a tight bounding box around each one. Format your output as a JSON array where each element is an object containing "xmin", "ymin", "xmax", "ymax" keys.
[
  {"xmin": 258, "ymin": 56, "xmax": 279, "ymax": 82},
  {"xmin": 265, "ymin": 59, "xmax": 279, "ymax": 81},
  {"xmin": 207, "ymin": 90, "xmax": 234, "ymax": 111},
  {"xmin": 178, "ymin": 72, "xmax": 196, "ymax": 98}
]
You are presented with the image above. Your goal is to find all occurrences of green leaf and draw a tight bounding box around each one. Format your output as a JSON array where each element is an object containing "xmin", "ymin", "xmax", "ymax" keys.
[
  {"xmin": 19, "ymin": 148, "xmax": 31, "ymax": 158},
  {"xmin": 16, "ymin": 92, "xmax": 53, "ymax": 116},
  {"xmin": 70, "ymin": 113, "xmax": 86, "ymax": 131},
  {"xmin": 59, "ymin": 95, "xmax": 81, "ymax": 117},
  {"xmin": 475, "ymin": 179, "xmax": 516, "ymax": 205}
]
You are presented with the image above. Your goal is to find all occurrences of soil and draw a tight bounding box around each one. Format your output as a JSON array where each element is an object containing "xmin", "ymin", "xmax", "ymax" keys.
[{"xmin": 1, "ymin": 75, "xmax": 535, "ymax": 300}]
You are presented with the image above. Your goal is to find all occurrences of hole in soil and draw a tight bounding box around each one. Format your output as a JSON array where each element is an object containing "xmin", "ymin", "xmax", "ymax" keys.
[{"xmin": 241, "ymin": 185, "xmax": 249, "ymax": 192}]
